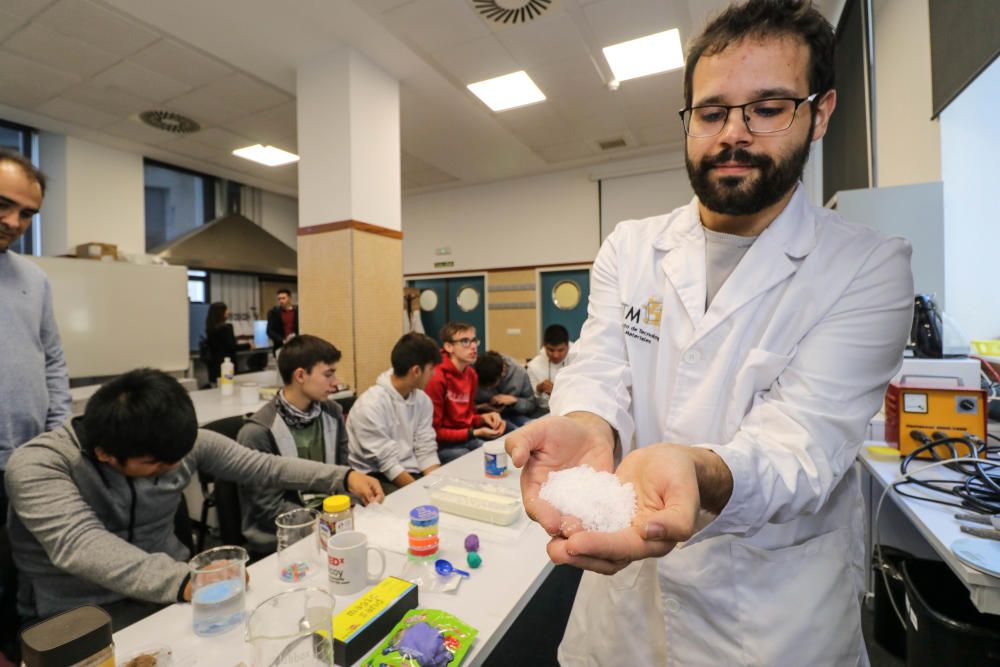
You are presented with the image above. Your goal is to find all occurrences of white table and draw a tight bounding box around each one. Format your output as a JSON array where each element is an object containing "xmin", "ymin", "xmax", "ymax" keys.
[
  {"xmin": 113, "ymin": 447, "xmax": 553, "ymax": 666},
  {"xmin": 859, "ymin": 445, "xmax": 1000, "ymax": 614}
]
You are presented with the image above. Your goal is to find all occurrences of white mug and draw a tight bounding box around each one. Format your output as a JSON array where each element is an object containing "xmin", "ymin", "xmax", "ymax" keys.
[{"xmin": 327, "ymin": 531, "xmax": 385, "ymax": 596}]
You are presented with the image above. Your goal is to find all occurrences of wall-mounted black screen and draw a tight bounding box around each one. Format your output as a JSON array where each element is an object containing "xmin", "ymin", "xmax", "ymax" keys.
[
  {"xmin": 928, "ymin": 0, "xmax": 1000, "ymax": 118},
  {"xmin": 823, "ymin": 0, "xmax": 871, "ymax": 205}
]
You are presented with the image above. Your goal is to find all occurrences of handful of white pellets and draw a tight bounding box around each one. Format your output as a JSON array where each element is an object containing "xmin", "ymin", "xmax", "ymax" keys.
[{"xmin": 539, "ymin": 464, "xmax": 637, "ymax": 532}]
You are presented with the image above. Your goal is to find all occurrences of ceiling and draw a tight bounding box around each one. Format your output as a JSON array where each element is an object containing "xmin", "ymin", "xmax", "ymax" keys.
[{"xmin": 0, "ymin": 0, "xmax": 843, "ymax": 198}]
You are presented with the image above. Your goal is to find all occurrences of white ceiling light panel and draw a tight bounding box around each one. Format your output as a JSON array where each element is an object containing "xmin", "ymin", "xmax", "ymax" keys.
[
  {"xmin": 232, "ymin": 144, "xmax": 300, "ymax": 167},
  {"xmin": 603, "ymin": 29, "xmax": 684, "ymax": 83},
  {"xmin": 467, "ymin": 70, "xmax": 546, "ymax": 112}
]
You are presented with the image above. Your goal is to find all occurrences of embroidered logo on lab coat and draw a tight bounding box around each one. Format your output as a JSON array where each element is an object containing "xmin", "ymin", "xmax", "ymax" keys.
[{"xmin": 622, "ymin": 297, "xmax": 662, "ymax": 344}]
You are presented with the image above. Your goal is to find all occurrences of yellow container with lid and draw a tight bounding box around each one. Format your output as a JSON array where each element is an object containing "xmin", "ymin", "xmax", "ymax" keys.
[
  {"xmin": 323, "ymin": 494, "xmax": 351, "ymax": 514},
  {"xmin": 319, "ymin": 494, "xmax": 354, "ymax": 552}
]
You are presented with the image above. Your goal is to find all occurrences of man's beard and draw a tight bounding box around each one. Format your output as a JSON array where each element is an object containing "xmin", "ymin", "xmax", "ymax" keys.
[{"xmin": 686, "ymin": 132, "xmax": 812, "ymax": 216}]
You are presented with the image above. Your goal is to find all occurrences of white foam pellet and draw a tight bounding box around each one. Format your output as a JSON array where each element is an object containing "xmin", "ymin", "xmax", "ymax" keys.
[{"xmin": 539, "ymin": 465, "xmax": 637, "ymax": 532}]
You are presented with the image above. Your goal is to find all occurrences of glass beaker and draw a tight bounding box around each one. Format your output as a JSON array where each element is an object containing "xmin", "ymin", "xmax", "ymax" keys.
[
  {"xmin": 189, "ymin": 545, "xmax": 248, "ymax": 636},
  {"xmin": 276, "ymin": 508, "xmax": 322, "ymax": 583},
  {"xmin": 245, "ymin": 587, "xmax": 334, "ymax": 667}
]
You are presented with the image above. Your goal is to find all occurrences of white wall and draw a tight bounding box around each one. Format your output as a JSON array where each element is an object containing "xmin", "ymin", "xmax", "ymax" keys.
[
  {"xmin": 39, "ymin": 134, "xmax": 145, "ymax": 256},
  {"xmin": 259, "ymin": 190, "xmax": 298, "ymax": 249},
  {"xmin": 940, "ymin": 56, "xmax": 1000, "ymax": 341},
  {"xmin": 871, "ymin": 0, "xmax": 941, "ymax": 188},
  {"xmin": 403, "ymin": 166, "xmax": 600, "ymax": 274}
]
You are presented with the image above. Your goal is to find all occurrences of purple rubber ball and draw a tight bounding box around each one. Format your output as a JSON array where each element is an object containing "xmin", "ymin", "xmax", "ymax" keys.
[{"xmin": 464, "ymin": 534, "xmax": 480, "ymax": 552}]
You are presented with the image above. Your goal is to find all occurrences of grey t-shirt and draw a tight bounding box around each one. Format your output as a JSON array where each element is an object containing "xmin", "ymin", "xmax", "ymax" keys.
[{"xmin": 704, "ymin": 227, "xmax": 758, "ymax": 307}]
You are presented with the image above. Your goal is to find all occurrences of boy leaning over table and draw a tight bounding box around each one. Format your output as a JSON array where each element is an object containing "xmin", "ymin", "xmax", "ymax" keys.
[{"xmin": 5, "ymin": 368, "xmax": 381, "ymax": 631}]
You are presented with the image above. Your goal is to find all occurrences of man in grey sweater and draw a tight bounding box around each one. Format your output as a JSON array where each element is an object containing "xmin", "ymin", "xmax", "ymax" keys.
[
  {"xmin": 4, "ymin": 368, "xmax": 381, "ymax": 630},
  {"xmin": 0, "ymin": 149, "xmax": 71, "ymax": 524},
  {"xmin": 474, "ymin": 351, "xmax": 539, "ymax": 428}
]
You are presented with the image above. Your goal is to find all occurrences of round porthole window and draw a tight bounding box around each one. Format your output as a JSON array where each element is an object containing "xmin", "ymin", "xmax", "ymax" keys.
[
  {"xmin": 552, "ymin": 280, "xmax": 581, "ymax": 310},
  {"xmin": 456, "ymin": 285, "xmax": 480, "ymax": 312},
  {"xmin": 419, "ymin": 289, "xmax": 439, "ymax": 311}
]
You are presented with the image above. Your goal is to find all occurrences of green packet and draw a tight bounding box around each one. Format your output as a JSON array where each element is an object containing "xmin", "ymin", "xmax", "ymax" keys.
[{"xmin": 361, "ymin": 608, "xmax": 478, "ymax": 667}]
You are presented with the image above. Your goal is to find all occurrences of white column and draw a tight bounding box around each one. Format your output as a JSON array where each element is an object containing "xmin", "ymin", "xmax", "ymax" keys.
[{"xmin": 297, "ymin": 48, "xmax": 400, "ymax": 231}]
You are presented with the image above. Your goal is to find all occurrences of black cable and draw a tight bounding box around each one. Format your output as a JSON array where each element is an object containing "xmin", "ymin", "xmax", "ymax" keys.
[{"xmin": 893, "ymin": 434, "xmax": 1000, "ymax": 515}]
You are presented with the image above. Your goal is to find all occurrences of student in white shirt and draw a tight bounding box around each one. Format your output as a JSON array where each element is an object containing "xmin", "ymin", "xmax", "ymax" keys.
[{"xmin": 526, "ymin": 324, "xmax": 572, "ymax": 414}]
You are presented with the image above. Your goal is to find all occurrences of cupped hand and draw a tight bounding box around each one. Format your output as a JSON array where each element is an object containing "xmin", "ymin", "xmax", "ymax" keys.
[
  {"xmin": 546, "ymin": 444, "xmax": 701, "ymax": 574},
  {"xmin": 505, "ymin": 413, "xmax": 615, "ymax": 537}
]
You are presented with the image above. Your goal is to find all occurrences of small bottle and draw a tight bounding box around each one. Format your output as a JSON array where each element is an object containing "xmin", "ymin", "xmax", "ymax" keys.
[
  {"xmin": 318, "ymin": 494, "xmax": 353, "ymax": 553},
  {"xmin": 219, "ymin": 357, "xmax": 235, "ymax": 396},
  {"xmin": 484, "ymin": 440, "xmax": 509, "ymax": 478}
]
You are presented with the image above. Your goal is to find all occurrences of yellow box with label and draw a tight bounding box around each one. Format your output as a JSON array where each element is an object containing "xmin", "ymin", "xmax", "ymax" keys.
[{"xmin": 333, "ymin": 577, "xmax": 418, "ymax": 666}]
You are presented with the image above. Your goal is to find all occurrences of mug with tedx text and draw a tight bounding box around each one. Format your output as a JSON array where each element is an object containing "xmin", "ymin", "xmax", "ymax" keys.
[{"xmin": 326, "ymin": 530, "xmax": 386, "ymax": 596}]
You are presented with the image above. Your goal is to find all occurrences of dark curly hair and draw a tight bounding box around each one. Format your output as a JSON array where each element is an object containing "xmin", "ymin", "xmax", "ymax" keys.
[{"xmin": 684, "ymin": 0, "xmax": 835, "ymax": 107}]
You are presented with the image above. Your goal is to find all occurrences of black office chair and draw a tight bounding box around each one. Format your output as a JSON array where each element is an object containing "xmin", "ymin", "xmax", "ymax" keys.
[
  {"xmin": 197, "ymin": 415, "xmax": 252, "ymax": 552},
  {"xmin": 173, "ymin": 496, "xmax": 195, "ymax": 554}
]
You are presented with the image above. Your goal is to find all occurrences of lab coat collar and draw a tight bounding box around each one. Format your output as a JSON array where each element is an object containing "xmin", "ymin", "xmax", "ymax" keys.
[
  {"xmin": 652, "ymin": 183, "xmax": 815, "ymax": 256},
  {"xmin": 656, "ymin": 184, "xmax": 817, "ymax": 338}
]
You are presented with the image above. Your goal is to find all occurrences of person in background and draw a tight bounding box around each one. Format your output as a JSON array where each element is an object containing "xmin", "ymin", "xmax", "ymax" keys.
[
  {"xmin": 204, "ymin": 301, "xmax": 237, "ymax": 385},
  {"xmin": 0, "ymin": 148, "xmax": 71, "ymax": 663},
  {"xmin": 5, "ymin": 368, "xmax": 381, "ymax": 631},
  {"xmin": 526, "ymin": 324, "xmax": 573, "ymax": 415},
  {"xmin": 266, "ymin": 288, "xmax": 298, "ymax": 352},
  {"xmin": 474, "ymin": 351, "xmax": 538, "ymax": 428},
  {"xmin": 237, "ymin": 335, "xmax": 382, "ymax": 554},
  {"xmin": 424, "ymin": 322, "xmax": 505, "ymax": 464},
  {"xmin": 347, "ymin": 333, "xmax": 442, "ymax": 494},
  {"xmin": 507, "ymin": 1, "xmax": 913, "ymax": 663}
]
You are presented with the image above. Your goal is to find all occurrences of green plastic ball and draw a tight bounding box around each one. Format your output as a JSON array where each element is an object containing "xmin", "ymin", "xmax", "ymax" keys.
[{"xmin": 466, "ymin": 552, "xmax": 482, "ymax": 568}]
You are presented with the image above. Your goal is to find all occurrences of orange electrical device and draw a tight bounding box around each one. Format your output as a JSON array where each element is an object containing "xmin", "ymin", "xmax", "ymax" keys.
[{"xmin": 884, "ymin": 381, "xmax": 987, "ymax": 459}]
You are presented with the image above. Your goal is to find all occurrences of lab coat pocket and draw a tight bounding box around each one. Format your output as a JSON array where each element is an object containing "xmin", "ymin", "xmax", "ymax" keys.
[{"xmin": 730, "ymin": 527, "xmax": 861, "ymax": 667}]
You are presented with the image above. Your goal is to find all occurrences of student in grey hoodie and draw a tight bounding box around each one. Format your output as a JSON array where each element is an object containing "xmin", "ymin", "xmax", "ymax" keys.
[
  {"xmin": 474, "ymin": 351, "xmax": 539, "ymax": 428},
  {"xmin": 347, "ymin": 333, "xmax": 442, "ymax": 494},
  {"xmin": 237, "ymin": 335, "xmax": 382, "ymax": 554},
  {"xmin": 4, "ymin": 368, "xmax": 382, "ymax": 630}
]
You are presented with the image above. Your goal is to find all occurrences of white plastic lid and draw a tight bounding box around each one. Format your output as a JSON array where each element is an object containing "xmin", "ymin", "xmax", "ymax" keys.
[{"xmin": 484, "ymin": 440, "xmax": 506, "ymax": 455}]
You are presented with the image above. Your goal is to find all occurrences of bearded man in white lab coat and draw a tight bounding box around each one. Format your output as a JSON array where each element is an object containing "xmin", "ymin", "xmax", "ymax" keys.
[{"xmin": 507, "ymin": 1, "xmax": 913, "ymax": 665}]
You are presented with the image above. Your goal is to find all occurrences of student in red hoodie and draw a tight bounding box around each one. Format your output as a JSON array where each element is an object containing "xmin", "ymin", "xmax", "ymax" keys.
[{"xmin": 425, "ymin": 321, "xmax": 505, "ymax": 463}]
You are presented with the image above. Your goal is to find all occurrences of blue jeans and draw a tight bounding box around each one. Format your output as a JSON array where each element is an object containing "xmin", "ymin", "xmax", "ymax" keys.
[{"xmin": 438, "ymin": 439, "xmax": 483, "ymax": 464}]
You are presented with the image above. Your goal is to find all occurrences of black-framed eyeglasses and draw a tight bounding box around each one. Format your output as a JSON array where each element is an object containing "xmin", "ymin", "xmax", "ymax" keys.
[
  {"xmin": 678, "ymin": 94, "xmax": 818, "ymax": 138},
  {"xmin": 448, "ymin": 337, "xmax": 480, "ymax": 347}
]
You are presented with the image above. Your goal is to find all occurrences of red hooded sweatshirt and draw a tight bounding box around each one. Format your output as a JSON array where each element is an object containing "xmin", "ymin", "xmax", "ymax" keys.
[{"xmin": 424, "ymin": 350, "xmax": 484, "ymax": 444}]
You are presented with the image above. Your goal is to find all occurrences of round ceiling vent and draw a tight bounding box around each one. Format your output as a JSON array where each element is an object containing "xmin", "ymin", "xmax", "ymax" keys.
[
  {"xmin": 473, "ymin": 0, "xmax": 552, "ymax": 24},
  {"xmin": 138, "ymin": 110, "xmax": 201, "ymax": 134}
]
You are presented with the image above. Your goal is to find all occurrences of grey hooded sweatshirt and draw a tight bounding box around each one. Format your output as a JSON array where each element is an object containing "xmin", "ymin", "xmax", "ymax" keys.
[
  {"xmin": 346, "ymin": 369, "xmax": 439, "ymax": 481},
  {"xmin": 4, "ymin": 419, "xmax": 350, "ymax": 619}
]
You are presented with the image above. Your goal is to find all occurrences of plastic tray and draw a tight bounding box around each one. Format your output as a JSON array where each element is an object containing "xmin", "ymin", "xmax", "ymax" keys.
[{"xmin": 425, "ymin": 476, "xmax": 523, "ymax": 526}]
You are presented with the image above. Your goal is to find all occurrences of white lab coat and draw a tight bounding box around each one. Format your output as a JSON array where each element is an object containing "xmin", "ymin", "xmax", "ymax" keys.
[{"xmin": 550, "ymin": 188, "xmax": 913, "ymax": 667}]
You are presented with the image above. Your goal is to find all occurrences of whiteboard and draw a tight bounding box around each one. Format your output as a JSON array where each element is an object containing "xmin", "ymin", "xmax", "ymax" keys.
[
  {"xmin": 599, "ymin": 168, "xmax": 693, "ymax": 241},
  {"xmin": 25, "ymin": 257, "xmax": 190, "ymax": 378}
]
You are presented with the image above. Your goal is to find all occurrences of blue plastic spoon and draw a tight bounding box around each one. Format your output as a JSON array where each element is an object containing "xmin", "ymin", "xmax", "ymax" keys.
[{"xmin": 434, "ymin": 558, "xmax": 470, "ymax": 578}]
